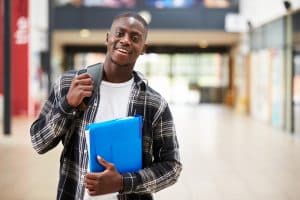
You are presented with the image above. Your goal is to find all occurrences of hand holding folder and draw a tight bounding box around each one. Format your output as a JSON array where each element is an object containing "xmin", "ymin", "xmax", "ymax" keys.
[{"xmin": 85, "ymin": 116, "xmax": 143, "ymax": 173}]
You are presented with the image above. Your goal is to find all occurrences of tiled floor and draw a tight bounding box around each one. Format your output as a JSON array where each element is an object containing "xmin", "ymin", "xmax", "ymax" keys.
[{"xmin": 1, "ymin": 104, "xmax": 300, "ymax": 200}]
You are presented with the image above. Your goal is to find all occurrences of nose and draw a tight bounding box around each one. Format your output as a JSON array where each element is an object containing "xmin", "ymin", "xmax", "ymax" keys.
[{"xmin": 120, "ymin": 34, "xmax": 130, "ymax": 45}]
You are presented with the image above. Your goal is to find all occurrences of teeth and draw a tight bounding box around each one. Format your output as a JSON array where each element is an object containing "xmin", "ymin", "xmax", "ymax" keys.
[{"xmin": 118, "ymin": 49, "xmax": 128, "ymax": 54}]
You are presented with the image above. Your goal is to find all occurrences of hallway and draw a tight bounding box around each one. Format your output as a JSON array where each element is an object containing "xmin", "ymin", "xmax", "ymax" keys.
[{"xmin": 1, "ymin": 105, "xmax": 300, "ymax": 200}]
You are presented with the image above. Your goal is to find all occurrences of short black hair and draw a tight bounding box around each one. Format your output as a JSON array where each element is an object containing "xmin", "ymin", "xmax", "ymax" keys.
[{"xmin": 112, "ymin": 12, "xmax": 148, "ymax": 38}]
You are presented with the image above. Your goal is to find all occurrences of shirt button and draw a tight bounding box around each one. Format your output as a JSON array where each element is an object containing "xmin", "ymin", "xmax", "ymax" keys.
[{"xmin": 72, "ymin": 111, "xmax": 76, "ymax": 116}]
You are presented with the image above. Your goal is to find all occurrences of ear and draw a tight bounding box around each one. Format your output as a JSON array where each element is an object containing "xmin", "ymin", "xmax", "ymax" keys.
[
  {"xmin": 105, "ymin": 32, "xmax": 109, "ymax": 45},
  {"xmin": 140, "ymin": 43, "xmax": 148, "ymax": 55}
]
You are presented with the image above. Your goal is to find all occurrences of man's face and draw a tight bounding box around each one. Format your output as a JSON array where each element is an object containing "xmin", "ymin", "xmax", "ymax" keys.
[{"xmin": 106, "ymin": 17, "xmax": 147, "ymax": 67}]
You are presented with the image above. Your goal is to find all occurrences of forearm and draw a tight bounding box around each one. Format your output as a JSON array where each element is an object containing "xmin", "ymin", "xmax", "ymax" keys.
[
  {"xmin": 30, "ymin": 113, "xmax": 68, "ymax": 154},
  {"xmin": 121, "ymin": 160, "xmax": 182, "ymax": 194},
  {"xmin": 30, "ymin": 87, "xmax": 77, "ymax": 154}
]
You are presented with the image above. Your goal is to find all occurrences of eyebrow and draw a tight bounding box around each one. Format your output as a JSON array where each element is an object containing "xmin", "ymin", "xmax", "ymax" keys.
[{"xmin": 115, "ymin": 27, "xmax": 144, "ymax": 38}]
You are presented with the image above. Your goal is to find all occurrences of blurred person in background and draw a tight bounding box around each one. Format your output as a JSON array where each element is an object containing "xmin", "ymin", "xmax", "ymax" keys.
[{"xmin": 30, "ymin": 12, "xmax": 182, "ymax": 200}]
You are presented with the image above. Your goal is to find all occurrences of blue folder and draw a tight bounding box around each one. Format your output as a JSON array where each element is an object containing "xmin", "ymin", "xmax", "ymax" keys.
[{"xmin": 85, "ymin": 116, "xmax": 142, "ymax": 173}]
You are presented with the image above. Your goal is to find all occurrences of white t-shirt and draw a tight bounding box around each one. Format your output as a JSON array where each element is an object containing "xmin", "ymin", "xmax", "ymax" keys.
[
  {"xmin": 95, "ymin": 78, "xmax": 134, "ymax": 122},
  {"xmin": 84, "ymin": 78, "xmax": 134, "ymax": 200}
]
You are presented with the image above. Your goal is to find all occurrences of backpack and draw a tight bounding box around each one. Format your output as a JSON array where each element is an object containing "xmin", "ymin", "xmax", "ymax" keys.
[{"xmin": 77, "ymin": 63, "xmax": 103, "ymax": 110}]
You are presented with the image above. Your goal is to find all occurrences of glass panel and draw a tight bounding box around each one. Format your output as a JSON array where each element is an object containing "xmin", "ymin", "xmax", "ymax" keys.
[
  {"xmin": 73, "ymin": 52, "xmax": 105, "ymax": 70},
  {"xmin": 293, "ymin": 53, "xmax": 300, "ymax": 133},
  {"xmin": 136, "ymin": 53, "xmax": 229, "ymax": 104}
]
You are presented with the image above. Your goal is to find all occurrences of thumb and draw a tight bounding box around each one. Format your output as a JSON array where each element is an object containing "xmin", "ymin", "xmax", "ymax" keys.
[{"xmin": 97, "ymin": 155, "xmax": 112, "ymax": 169}]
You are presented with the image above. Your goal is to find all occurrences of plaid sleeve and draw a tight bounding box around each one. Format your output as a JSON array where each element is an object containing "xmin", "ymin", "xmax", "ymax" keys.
[
  {"xmin": 121, "ymin": 102, "xmax": 182, "ymax": 194},
  {"xmin": 30, "ymin": 75, "xmax": 78, "ymax": 154}
]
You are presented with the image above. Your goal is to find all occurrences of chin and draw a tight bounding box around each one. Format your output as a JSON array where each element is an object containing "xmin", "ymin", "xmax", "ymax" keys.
[{"xmin": 111, "ymin": 58, "xmax": 131, "ymax": 67}]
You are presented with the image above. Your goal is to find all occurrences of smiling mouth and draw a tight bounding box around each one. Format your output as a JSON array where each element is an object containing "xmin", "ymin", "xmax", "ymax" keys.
[{"xmin": 115, "ymin": 48, "xmax": 131, "ymax": 55}]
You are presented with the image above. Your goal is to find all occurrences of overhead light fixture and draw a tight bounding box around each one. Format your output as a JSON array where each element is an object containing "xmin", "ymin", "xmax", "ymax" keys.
[
  {"xmin": 80, "ymin": 29, "xmax": 91, "ymax": 38},
  {"xmin": 198, "ymin": 40, "xmax": 208, "ymax": 48}
]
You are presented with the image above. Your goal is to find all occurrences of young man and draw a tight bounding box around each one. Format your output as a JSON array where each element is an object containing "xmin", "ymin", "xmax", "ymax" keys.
[{"xmin": 30, "ymin": 12, "xmax": 182, "ymax": 200}]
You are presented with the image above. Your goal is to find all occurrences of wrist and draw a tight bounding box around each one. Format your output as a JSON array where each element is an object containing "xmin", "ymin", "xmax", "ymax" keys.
[
  {"xmin": 118, "ymin": 174, "xmax": 124, "ymax": 193},
  {"xmin": 66, "ymin": 94, "xmax": 76, "ymax": 108},
  {"xmin": 58, "ymin": 96, "xmax": 78, "ymax": 117}
]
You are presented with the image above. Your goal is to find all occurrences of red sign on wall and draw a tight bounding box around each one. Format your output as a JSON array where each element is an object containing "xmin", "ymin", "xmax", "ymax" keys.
[{"xmin": 11, "ymin": 0, "xmax": 29, "ymax": 115}]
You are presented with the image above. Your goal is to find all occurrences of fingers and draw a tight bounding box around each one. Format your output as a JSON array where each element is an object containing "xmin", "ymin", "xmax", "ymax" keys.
[
  {"xmin": 74, "ymin": 76, "xmax": 93, "ymax": 86},
  {"xmin": 85, "ymin": 173, "xmax": 99, "ymax": 196},
  {"xmin": 77, "ymin": 73, "xmax": 91, "ymax": 79},
  {"xmin": 66, "ymin": 73, "xmax": 94, "ymax": 107},
  {"xmin": 87, "ymin": 189, "xmax": 97, "ymax": 196},
  {"xmin": 85, "ymin": 182, "xmax": 97, "ymax": 196},
  {"xmin": 85, "ymin": 172, "xmax": 98, "ymax": 180},
  {"xmin": 72, "ymin": 75, "xmax": 93, "ymax": 98},
  {"xmin": 85, "ymin": 182, "xmax": 95, "ymax": 190},
  {"xmin": 85, "ymin": 174, "xmax": 97, "ymax": 190},
  {"xmin": 78, "ymin": 85, "xmax": 93, "ymax": 92}
]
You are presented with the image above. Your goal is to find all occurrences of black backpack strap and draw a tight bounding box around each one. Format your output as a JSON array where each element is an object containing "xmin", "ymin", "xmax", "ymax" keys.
[
  {"xmin": 77, "ymin": 63, "xmax": 103, "ymax": 110},
  {"xmin": 86, "ymin": 62, "xmax": 103, "ymax": 90}
]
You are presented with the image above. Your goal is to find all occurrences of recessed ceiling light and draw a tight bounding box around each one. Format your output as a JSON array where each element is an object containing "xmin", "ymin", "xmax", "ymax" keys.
[
  {"xmin": 199, "ymin": 40, "xmax": 208, "ymax": 48},
  {"xmin": 80, "ymin": 29, "xmax": 90, "ymax": 38}
]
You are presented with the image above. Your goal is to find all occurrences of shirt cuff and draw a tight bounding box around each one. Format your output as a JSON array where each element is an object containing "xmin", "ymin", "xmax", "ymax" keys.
[
  {"xmin": 120, "ymin": 172, "xmax": 138, "ymax": 194},
  {"xmin": 58, "ymin": 96, "xmax": 78, "ymax": 117}
]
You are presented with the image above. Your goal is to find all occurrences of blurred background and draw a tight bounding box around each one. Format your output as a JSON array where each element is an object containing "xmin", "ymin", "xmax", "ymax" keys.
[{"xmin": 1, "ymin": 0, "xmax": 300, "ymax": 199}]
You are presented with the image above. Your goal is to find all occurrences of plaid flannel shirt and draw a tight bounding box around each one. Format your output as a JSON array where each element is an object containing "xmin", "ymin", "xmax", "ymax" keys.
[{"xmin": 30, "ymin": 69, "xmax": 182, "ymax": 200}]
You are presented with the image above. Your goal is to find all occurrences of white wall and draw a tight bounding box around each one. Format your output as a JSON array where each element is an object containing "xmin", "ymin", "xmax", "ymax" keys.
[
  {"xmin": 240, "ymin": 0, "xmax": 285, "ymax": 27},
  {"xmin": 240, "ymin": 0, "xmax": 300, "ymax": 27},
  {"xmin": 29, "ymin": 0, "xmax": 48, "ymax": 116},
  {"xmin": 291, "ymin": 0, "xmax": 300, "ymax": 10}
]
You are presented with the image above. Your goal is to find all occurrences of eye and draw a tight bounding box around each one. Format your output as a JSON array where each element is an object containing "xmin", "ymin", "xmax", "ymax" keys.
[
  {"xmin": 131, "ymin": 35, "xmax": 140, "ymax": 43},
  {"xmin": 115, "ymin": 31, "xmax": 124, "ymax": 37}
]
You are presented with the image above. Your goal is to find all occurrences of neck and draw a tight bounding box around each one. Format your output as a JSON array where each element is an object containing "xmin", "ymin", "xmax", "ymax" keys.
[{"xmin": 103, "ymin": 60, "xmax": 134, "ymax": 83}]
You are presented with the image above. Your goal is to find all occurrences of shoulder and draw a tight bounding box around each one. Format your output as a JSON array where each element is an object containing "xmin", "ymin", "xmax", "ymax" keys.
[
  {"xmin": 134, "ymin": 71, "xmax": 168, "ymax": 109},
  {"xmin": 144, "ymin": 85, "xmax": 174, "ymax": 126},
  {"xmin": 145, "ymin": 85, "xmax": 167, "ymax": 105},
  {"xmin": 52, "ymin": 70, "xmax": 77, "ymax": 95},
  {"xmin": 145, "ymin": 85, "xmax": 169, "ymax": 115}
]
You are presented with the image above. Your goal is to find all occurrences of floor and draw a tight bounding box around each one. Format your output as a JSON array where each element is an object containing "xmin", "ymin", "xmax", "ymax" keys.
[{"xmin": 1, "ymin": 104, "xmax": 300, "ymax": 200}]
